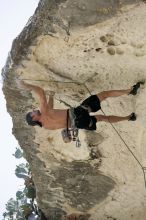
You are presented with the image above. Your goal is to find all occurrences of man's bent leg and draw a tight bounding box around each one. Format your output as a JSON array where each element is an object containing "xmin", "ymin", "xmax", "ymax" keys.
[
  {"xmin": 95, "ymin": 114, "xmax": 133, "ymax": 123},
  {"xmin": 97, "ymin": 89, "xmax": 131, "ymax": 102}
]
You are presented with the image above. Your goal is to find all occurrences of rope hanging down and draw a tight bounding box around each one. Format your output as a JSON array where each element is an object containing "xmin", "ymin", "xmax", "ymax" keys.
[{"xmin": 85, "ymin": 84, "xmax": 146, "ymax": 189}]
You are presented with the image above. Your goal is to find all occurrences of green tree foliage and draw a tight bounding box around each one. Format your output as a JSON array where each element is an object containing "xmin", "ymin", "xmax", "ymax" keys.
[
  {"xmin": 21, "ymin": 203, "xmax": 32, "ymax": 216},
  {"xmin": 16, "ymin": 190, "xmax": 25, "ymax": 200},
  {"xmin": 25, "ymin": 185, "xmax": 36, "ymax": 199},
  {"xmin": 15, "ymin": 163, "xmax": 28, "ymax": 174},
  {"xmin": 13, "ymin": 147, "xmax": 23, "ymax": 159},
  {"xmin": 3, "ymin": 149, "xmax": 40, "ymax": 220},
  {"xmin": 15, "ymin": 173, "xmax": 28, "ymax": 179},
  {"xmin": 4, "ymin": 198, "xmax": 18, "ymax": 219},
  {"xmin": 2, "ymin": 212, "xmax": 8, "ymax": 220},
  {"xmin": 15, "ymin": 163, "xmax": 30, "ymax": 179},
  {"xmin": 3, "ymin": 196, "xmax": 34, "ymax": 220}
]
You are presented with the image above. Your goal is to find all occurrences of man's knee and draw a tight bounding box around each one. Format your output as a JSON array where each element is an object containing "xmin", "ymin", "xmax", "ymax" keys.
[
  {"xmin": 97, "ymin": 91, "xmax": 108, "ymax": 102},
  {"xmin": 95, "ymin": 115, "xmax": 105, "ymax": 122}
]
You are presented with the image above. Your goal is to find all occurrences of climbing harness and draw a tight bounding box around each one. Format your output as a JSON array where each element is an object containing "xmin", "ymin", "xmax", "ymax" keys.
[
  {"xmin": 69, "ymin": 108, "xmax": 81, "ymax": 147},
  {"xmin": 61, "ymin": 109, "xmax": 81, "ymax": 147}
]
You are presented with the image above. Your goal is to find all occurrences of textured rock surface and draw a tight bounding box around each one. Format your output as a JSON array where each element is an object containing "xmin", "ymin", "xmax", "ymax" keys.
[{"xmin": 2, "ymin": 0, "xmax": 146, "ymax": 219}]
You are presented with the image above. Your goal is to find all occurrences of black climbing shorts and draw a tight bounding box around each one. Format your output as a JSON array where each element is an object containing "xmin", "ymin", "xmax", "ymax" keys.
[
  {"xmin": 74, "ymin": 95, "xmax": 101, "ymax": 131},
  {"xmin": 81, "ymin": 95, "xmax": 101, "ymax": 112}
]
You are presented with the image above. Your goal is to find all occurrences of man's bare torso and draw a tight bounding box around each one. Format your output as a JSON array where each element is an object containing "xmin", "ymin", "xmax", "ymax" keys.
[{"xmin": 41, "ymin": 109, "xmax": 68, "ymax": 130}]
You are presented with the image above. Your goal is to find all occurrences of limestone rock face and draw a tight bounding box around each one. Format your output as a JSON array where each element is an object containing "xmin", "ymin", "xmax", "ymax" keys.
[{"xmin": 2, "ymin": 0, "xmax": 146, "ymax": 219}]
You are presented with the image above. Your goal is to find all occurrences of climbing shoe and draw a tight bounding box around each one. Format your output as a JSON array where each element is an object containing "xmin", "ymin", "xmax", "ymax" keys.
[
  {"xmin": 129, "ymin": 81, "xmax": 145, "ymax": 95},
  {"xmin": 128, "ymin": 112, "xmax": 137, "ymax": 121}
]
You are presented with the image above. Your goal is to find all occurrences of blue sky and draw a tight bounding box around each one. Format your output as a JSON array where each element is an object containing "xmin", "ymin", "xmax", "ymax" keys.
[{"xmin": 0, "ymin": 0, "xmax": 39, "ymax": 217}]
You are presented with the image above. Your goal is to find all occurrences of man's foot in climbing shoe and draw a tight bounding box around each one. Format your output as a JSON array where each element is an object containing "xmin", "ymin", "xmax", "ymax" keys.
[
  {"xmin": 128, "ymin": 112, "xmax": 137, "ymax": 121},
  {"xmin": 129, "ymin": 81, "xmax": 145, "ymax": 95}
]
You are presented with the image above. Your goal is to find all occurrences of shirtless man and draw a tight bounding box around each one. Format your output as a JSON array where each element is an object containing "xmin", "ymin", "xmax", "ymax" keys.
[{"xmin": 20, "ymin": 81, "xmax": 143, "ymax": 131}]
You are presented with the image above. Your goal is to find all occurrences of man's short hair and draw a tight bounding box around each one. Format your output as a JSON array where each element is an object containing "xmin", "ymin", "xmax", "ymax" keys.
[{"xmin": 26, "ymin": 112, "xmax": 42, "ymax": 127}]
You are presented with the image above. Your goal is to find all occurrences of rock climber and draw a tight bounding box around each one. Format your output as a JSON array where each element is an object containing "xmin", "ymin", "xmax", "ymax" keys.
[{"xmin": 20, "ymin": 81, "xmax": 143, "ymax": 131}]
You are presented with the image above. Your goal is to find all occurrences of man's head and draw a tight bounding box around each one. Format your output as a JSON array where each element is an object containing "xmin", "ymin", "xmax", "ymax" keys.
[{"xmin": 26, "ymin": 110, "xmax": 42, "ymax": 127}]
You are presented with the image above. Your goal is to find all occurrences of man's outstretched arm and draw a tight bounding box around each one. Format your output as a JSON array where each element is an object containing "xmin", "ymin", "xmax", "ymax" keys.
[{"xmin": 19, "ymin": 81, "xmax": 48, "ymax": 113}]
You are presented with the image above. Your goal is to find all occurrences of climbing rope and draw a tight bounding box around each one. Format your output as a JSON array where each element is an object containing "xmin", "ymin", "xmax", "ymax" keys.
[
  {"xmin": 85, "ymin": 84, "xmax": 146, "ymax": 189},
  {"xmin": 101, "ymin": 108, "xmax": 146, "ymax": 189}
]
